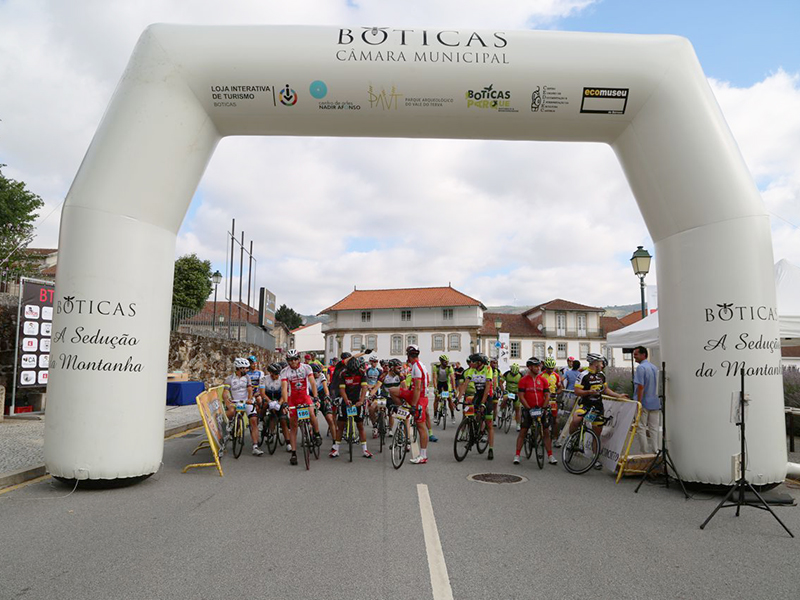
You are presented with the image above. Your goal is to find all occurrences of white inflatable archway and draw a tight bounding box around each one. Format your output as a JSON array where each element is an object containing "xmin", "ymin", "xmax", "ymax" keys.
[{"xmin": 47, "ymin": 25, "xmax": 785, "ymax": 485}]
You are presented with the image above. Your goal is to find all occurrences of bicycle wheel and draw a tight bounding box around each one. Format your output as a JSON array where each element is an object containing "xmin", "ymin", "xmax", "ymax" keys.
[
  {"xmin": 265, "ymin": 414, "xmax": 279, "ymax": 455},
  {"xmin": 232, "ymin": 414, "xmax": 245, "ymax": 458},
  {"xmin": 378, "ymin": 412, "xmax": 386, "ymax": 453},
  {"xmin": 311, "ymin": 426, "xmax": 320, "ymax": 460},
  {"xmin": 300, "ymin": 423, "xmax": 311, "ymax": 470},
  {"xmin": 503, "ymin": 404, "xmax": 513, "ymax": 434},
  {"xmin": 562, "ymin": 428, "xmax": 600, "ymax": 474},
  {"xmin": 453, "ymin": 418, "xmax": 472, "ymax": 462},
  {"xmin": 534, "ymin": 422, "xmax": 545, "ymax": 469},
  {"xmin": 524, "ymin": 427, "xmax": 533, "ymax": 459},
  {"xmin": 433, "ymin": 402, "xmax": 441, "ymax": 427},
  {"xmin": 348, "ymin": 418, "xmax": 354, "ymax": 463},
  {"xmin": 277, "ymin": 416, "xmax": 286, "ymax": 447},
  {"xmin": 391, "ymin": 423, "xmax": 407, "ymax": 469},
  {"xmin": 476, "ymin": 420, "xmax": 489, "ymax": 454}
]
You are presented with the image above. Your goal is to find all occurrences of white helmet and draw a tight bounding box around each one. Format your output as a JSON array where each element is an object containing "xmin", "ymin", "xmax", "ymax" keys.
[
  {"xmin": 234, "ymin": 357, "xmax": 249, "ymax": 369},
  {"xmin": 286, "ymin": 349, "xmax": 300, "ymax": 360}
]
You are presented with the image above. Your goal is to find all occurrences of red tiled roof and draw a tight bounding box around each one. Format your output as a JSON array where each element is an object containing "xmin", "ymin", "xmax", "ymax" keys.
[
  {"xmin": 521, "ymin": 298, "xmax": 603, "ymax": 316},
  {"xmin": 320, "ymin": 286, "xmax": 485, "ymax": 314},
  {"xmin": 600, "ymin": 316, "xmax": 626, "ymax": 334},
  {"xmin": 619, "ymin": 311, "xmax": 645, "ymax": 326},
  {"xmin": 24, "ymin": 248, "xmax": 58, "ymax": 256},
  {"xmin": 191, "ymin": 300, "xmax": 261, "ymax": 324},
  {"xmin": 479, "ymin": 312, "xmax": 543, "ymax": 337}
]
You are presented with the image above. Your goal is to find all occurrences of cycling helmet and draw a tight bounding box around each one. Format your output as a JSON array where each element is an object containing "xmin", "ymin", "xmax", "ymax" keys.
[
  {"xmin": 278, "ymin": 361, "xmax": 288, "ymax": 369},
  {"xmin": 369, "ymin": 355, "xmax": 379, "ymax": 362},
  {"xmin": 568, "ymin": 356, "xmax": 575, "ymax": 363},
  {"xmin": 347, "ymin": 356, "xmax": 364, "ymax": 373},
  {"xmin": 510, "ymin": 363, "xmax": 520, "ymax": 374},
  {"xmin": 310, "ymin": 363, "xmax": 322, "ymax": 373},
  {"xmin": 543, "ymin": 357, "xmax": 556, "ymax": 369},
  {"xmin": 526, "ymin": 357, "xmax": 541, "ymax": 367},
  {"xmin": 439, "ymin": 354, "xmax": 449, "ymax": 362},
  {"xmin": 286, "ymin": 349, "xmax": 301, "ymax": 361},
  {"xmin": 234, "ymin": 357, "xmax": 249, "ymax": 370},
  {"xmin": 478, "ymin": 354, "xmax": 489, "ymax": 365},
  {"xmin": 586, "ymin": 353, "xmax": 604, "ymax": 364},
  {"xmin": 406, "ymin": 344, "xmax": 420, "ymax": 356},
  {"xmin": 389, "ymin": 359, "xmax": 402, "ymax": 368},
  {"xmin": 267, "ymin": 363, "xmax": 281, "ymax": 375},
  {"xmin": 340, "ymin": 352, "xmax": 352, "ymax": 360},
  {"xmin": 247, "ymin": 355, "xmax": 258, "ymax": 363}
]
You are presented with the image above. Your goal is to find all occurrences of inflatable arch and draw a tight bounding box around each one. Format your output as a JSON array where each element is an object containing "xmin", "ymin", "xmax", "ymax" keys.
[{"xmin": 46, "ymin": 25, "xmax": 785, "ymax": 485}]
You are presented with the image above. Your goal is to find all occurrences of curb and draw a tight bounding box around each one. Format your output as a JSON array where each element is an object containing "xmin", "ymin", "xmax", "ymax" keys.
[{"xmin": 0, "ymin": 420, "xmax": 204, "ymax": 491}]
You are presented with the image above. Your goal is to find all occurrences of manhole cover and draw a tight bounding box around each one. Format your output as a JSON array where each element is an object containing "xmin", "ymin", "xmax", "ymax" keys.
[{"xmin": 468, "ymin": 473, "xmax": 528, "ymax": 485}]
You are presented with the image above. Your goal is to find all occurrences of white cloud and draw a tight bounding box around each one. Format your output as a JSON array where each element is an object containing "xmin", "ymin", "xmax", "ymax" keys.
[{"xmin": 1, "ymin": 1, "xmax": 797, "ymax": 315}]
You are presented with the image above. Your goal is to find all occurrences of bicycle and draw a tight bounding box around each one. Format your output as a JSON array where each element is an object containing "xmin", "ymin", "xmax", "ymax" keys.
[
  {"xmin": 341, "ymin": 401, "xmax": 362, "ymax": 463},
  {"xmin": 498, "ymin": 393, "xmax": 516, "ymax": 434},
  {"xmin": 522, "ymin": 406, "xmax": 546, "ymax": 469},
  {"xmin": 230, "ymin": 401, "xmax": 249, "ymax": 459},
  {"xmin": 389, "ymin": 403, "xmax": 416, "ymax": 470},
  {"xmin": 373, "ymin": 395, "xmax": 389, "ymax": 453},
  {"xmin": 453, "ymin": 400, "xmax": 489, "ymax": 462},
  {"xmin": 260, "ymin": 405, "xmax": 285, "ymax": 455},
  {"xmin": 290, "ymin": 404, "xmax": 317, "ymax": 470},
  {"xmin": 433, "ymin": 390, "xmax": 451, "ymax": 430},
  {"xmin": 562, "ymin": 407, "xmax": 609, "ymax": 474}
]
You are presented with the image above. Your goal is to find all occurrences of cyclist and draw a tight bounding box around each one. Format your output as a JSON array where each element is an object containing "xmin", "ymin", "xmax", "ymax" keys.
[
  {"xmin": 223, "ymin": 357, "xmax": 263, "ymax": 456},
  {"xmin": 454, "ymin": 361, "xmax": 465, "ymax": 393},
  {"xmin": 502, "ymin": 363, "xmax": 523, "ymax": 432},
  {"xmin": 331, "ymin": 356, "xmax": 373, "ymax": 459},
  {"xmin": 246, "ymin": 355, "xmax": 264, "ymax": 398},
  {"xmin": 260, "ymin": 362, "xmax": 292, "ymax": 452},
  {"xmin": 310, "ymin": 362, "xmax": 337, "ymax": 446},
  {"xmin": 542, "ymin": 357, "xmax": 564, "ymax": 445},
  {"xmin": 458, "ymin": 353, "xmax": 495, "ymax": 460},
  {"xmin": 514, "ymin": 357, "xmax": 556, "ymax": 465},
  {"xmin": 385, "ymin": 345, "xmax": 430, "ymax": 464},
  {"xmin": 432, "ymin": 354, "xmax": 457, "ymax": 426},
  {"xmin": 562, "ymin": 358, "xmax": 582, "ymax": 413},
  {"xmin": 364, "ymin": 356, "xmax": 383, "ymax": 439},
  {"xmin": 570, "ymin": 353, "xmax": 627, "ymax": 446},
  {"xmin": 374, "ymin": 358, "xmax": 404, "ymax": 437},
  {"xmin": 280, "ymin": 349, "xmax": 320, "ymax": 466}
]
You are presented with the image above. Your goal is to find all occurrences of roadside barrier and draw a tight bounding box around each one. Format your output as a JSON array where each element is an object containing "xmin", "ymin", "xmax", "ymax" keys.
[{"xmin": 182, "ymin": 386, "xmax": 227, "ymax": 477}]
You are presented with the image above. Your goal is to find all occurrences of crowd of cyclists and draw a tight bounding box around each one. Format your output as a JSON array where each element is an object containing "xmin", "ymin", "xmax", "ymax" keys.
[{"xmin": 221, "ymin": 343, "xmax": 626, "ymax": 467}]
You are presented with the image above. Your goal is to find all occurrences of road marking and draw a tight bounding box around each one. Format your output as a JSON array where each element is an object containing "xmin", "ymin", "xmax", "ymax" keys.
[
  {"xmin": 417, "ymin": 483, "xmax": 454, "ymax": 600},
  {"xmin": 0, "ymin": 475, "xmax": 51, "ymax": 496}
]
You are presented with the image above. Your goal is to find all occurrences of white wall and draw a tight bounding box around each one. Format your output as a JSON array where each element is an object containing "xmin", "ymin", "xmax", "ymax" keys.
[{"xmin": 293, "ymin": 322, "xmax": 324, "ymax": 353}]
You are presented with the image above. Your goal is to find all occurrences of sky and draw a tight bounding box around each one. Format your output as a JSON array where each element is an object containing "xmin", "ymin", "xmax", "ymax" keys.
[{"xmin": 1, "ymin": 0, "xmax": 798, "ymax": 315}]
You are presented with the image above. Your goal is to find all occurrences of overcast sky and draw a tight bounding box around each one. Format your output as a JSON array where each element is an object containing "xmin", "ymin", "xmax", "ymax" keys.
[{"xmin": 1, "ymin": 0, "xmax": 798, "ymax": 314}]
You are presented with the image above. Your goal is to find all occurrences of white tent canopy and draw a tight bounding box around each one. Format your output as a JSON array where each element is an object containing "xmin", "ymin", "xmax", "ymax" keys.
[{"xmin": 608, "ymin": 259, "xmax": 800, "ymax": 348}]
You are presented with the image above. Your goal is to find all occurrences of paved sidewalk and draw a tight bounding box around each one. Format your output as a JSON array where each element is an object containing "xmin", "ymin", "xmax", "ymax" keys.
[{"xmin": 0, "ymin": 404, "xmax": 203, "ymax": 488}]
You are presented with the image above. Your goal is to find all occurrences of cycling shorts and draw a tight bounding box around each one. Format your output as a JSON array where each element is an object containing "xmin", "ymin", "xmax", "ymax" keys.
[
  {"xmin": 577, "ymin": 399, "xmax": 604, "ymax": 417},
  {"xmin": 398, "ymin": 387, "xmax": 424, "ymax": 406},
  {"xmin": 470, "ymin": 394, "xmax": 495, "ymax": 421},
  {"xmin": 522, "ymin": 406, "xmax": 551, "ymax": 429},
  {"xmin": 288, "ymin": 393, "xmax": 313, "ymax": 408},
  {"xmin": 229, "ymin": 399, "xmax": 258, "ymax": 418},
  {"xmin": 337, "ymin": 401, "xmax": 365, "ymax": 423},
  {"xmin": 436, "ymin": 381, "xmax": 451, "ymax": 393},
  {"xmin": 318, "ymin": 398, "xmax": 334, "ymax": 416}
]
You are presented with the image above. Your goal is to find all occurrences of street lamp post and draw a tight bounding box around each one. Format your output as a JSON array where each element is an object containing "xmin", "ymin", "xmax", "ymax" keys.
[
  {"xmin": 211, "ymin": 270, "xmax": 222, "ymax": 331},
  {"xmin": 630, "ymin": 246, "xmax": 652, "ymax": 319}
]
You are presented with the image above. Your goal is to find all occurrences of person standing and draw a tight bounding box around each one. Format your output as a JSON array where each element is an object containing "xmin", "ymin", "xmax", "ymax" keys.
[{"xmin": 633, "ymin": 346, "xmax": 660, "ymax": 454}]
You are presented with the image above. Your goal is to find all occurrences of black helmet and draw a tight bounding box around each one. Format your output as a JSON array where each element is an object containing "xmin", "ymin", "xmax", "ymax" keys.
[
  {"xmin": 478, "ymin": 354, "xmax": 489, "ymax": 365},
  {"xmin": 586, "ymin": 353, "xmax": 604, "ymax": 364},
  {"xmin": 468, "ymin": 353, "xmax": 481, "ymax": 363},
  {"xmin": 267, "ymin": 363, "xmax": 281, "ymax": 375},
  {"xmin": 526, "ymin": 357, "xmax": 542, "ymax": 367},
  {"xmin": 278, "ymin": 361, "xmax": 288, "ymax": 369},
  {"xmin": 347, "ymin": 356, "xmax": 364, "ymax": 373},
  {"xmin": 340, "ymin": 352, "xmax": 352, "ymax": 360}
]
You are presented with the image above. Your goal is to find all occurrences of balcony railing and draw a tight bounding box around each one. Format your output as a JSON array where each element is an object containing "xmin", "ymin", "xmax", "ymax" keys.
[{"xmin": 539, "ymin": 328, "xmax": 603, "ymax": 338}]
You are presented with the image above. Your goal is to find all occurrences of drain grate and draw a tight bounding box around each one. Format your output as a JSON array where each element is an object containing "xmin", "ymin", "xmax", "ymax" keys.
[{"xmin": 468, "ymin": 473, "xmax": 527, "ymax": 485}]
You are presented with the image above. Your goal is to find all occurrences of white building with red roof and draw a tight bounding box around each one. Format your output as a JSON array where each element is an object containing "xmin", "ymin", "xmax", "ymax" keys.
[{"xmin": 319, "ymin": 285, "xmax": 485, "ymax": 368}]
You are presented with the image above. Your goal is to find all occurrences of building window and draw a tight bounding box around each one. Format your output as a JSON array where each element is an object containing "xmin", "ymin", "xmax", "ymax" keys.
[
  {"xmin": 328, "ymin": 336, "xmax": 335, "ymax": 353},
  {"xmin": 534, "ymin": 343, "xmax": 545, "ymax": 359},
  {"xmin": 510, "ymin": 341, "xmax": 521, "ymax": 359},
  {"xmin": 366, "ymin": 335, "xmax": 377, "ymax": 351},
  {"xmin": 443, "ymin": 308, "xmax": 453, "ymax": 321},
  {"xmin": 391, "ymin": 334, "xmax": 403, "ymax": 355},
  {"xmin": 556, "ymin": 312, "xmax": 566, "ymax": 336},
  {"xmin": 577, "ymin": 313, "xmax": 587, "ymax": 338},
  {"xmin": 580, "ymin": 342, "xmax": 590, "ymax": 359},
  {"xmin": 406, "ymin": 334, "xmax": 418, "ymax": 347},
  {"xmin": 432, "ymin": 334, "xmax": 445, "ymax": 351},
  {"xmin": 361, "ymin": 311, "xmax": 371, "ymax": 323},
  {"xmin": 351, "ymin": 335, "xmax": 363, "ymax": 350},
  {"xmin": 557, "ymin": 343, "xmax": 567, "ymax": 359},
  {"xmin": 401, "ymin": 310, "xmax": 412, "ymax": 322},
  {"xmin": 448, "ymin": 333, "xmax": 461, "ymax": 351},
  {"xmin": 602, "ymin": 344, "xmax": 613, "ymax": 366}
]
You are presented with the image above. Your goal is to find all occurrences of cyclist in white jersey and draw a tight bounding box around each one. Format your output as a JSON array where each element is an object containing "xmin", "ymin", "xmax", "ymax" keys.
[
  {"xmin": 223, "ymin": 357, "xmax": 263, "ymax": 456},
  {"xmin": 260, "ymin": 362, "xmax": 292, "ymax": 451}
]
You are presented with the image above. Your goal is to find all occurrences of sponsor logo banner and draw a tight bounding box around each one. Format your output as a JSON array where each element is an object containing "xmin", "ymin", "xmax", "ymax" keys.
[{"xmin": 580, "ymin": 87, "xmax": 629, "ymax": 115}]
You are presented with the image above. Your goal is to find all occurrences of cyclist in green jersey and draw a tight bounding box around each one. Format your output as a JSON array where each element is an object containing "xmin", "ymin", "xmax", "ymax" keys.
[
  {"xmin": 502, "ymin": 363, "xmax": 523, "ymax": 431},
  {"xmin": 432, "ymin": 354, "xmax": 457, "ymax": 425},
  {"xmin": 458, "ymin": 353, "xmax": 496, "ymax": 460}
]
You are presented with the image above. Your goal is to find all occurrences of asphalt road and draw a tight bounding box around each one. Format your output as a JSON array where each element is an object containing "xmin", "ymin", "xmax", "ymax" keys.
[{"xmin": 2, "ymin": 417, "xmax": 800, "ymax": 600}]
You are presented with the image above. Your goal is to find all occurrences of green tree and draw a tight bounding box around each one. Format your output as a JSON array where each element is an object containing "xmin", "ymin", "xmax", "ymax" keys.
[
  {"xmin": 172, "ymin": 253, "xmax": 213, "ymax": 312},
  {"xmin": 0, "ymin": 165, "xmax": 45, "ymax": 277},
  {"xmin": 275, "ymin": 303, "xmax": 303, "ymax": 330}
]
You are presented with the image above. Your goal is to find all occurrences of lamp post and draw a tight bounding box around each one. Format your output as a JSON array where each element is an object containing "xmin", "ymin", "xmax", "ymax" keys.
[
  {"xmin": 548, "ymin": 345, "xmax": 553, "ymax": 357},
  {"xmin": 630, "ymin": 246, "xmax": 652, "ymax": 318},
  {"xmin": 211, "ymin": 270, "xmax": 223, "ymax": 331},
  {"xmin": 494, "ymin": 317, "xmax": 502, "ymax": 358}
]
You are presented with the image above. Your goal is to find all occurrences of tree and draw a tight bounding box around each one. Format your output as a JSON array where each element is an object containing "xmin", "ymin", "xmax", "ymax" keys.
[
  {"xmin": 0, "ymin": 165, "xmax": 45, "ymax": 278},
  {"xmin": 172, "ymin": 253, "xmax": 213, "ymax": 312},
  {"xmin": 275, "ymin": 303, "xmax": 303, "ymax": 330}
]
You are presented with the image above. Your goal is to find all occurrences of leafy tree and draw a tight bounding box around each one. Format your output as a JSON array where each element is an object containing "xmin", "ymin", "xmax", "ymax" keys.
[
  {"xmin": 0, "ymin": 165, "xmax": 45, "ymax": 278},
  {"xmin": 275, "ymin": 303, "xmax": 303, "ymax": 330},
  {"xmin": 172, "ymin": 253, "xmax": 213, "ymax": 312}
]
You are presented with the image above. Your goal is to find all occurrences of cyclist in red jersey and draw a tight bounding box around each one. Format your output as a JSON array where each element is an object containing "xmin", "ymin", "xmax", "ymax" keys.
[
  {"xmin": 386, "ymin": 345, "xmax": 430, "ymax": 464},
  {"xmin": 280, "ymin": 349, "xmax": 319, "ymax": 466},
  {"xmin": 514, "ymin": 357, "xmax": 557, "ymax": 465}
]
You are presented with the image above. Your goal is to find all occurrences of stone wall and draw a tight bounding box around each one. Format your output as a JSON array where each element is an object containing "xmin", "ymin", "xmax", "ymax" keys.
[{"xmin": 168, "ymin": 331, "xmax": 278, "ymax": 387}]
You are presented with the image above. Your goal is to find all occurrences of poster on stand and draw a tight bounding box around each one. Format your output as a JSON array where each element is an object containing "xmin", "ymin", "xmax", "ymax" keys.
[{"xmin": 17, "ymin": 278, "xmax": 55, "ymax": 389}]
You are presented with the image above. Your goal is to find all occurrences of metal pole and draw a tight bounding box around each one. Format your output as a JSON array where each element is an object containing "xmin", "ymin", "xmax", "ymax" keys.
[
  {"xmin": 212, "ymin": 283, "xmax": 218, "ymax": 331},
  {"xmin": 238, "ymin": 231, "xmax": 244, "ymax": 341},
  {"xmin": 246, "ymin": 240, "xmax": 253, "ymax": 317},
  {"xmin": 639, "ymin": 275, "xmax": 647, "ymax": 318},
  {"xmin": 228, "ymin": 218, "xmax": 234, "ymax": 339}
]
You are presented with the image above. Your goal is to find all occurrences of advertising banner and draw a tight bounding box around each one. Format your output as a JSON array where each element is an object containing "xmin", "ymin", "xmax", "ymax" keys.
[
  {"xmin": 183, "ymin": 386, "xmax": 226, "ymax": 477},
  {"xmin": 498, "ymin": 333, "xmax": 510, "ymax": 373},
  {"xmin": 17, "ymin": 278, "xmax": 55, "ymax": 389},
  {"xmin": 598, "ymin": 398, "xmax": 641, "ymax": 474}
]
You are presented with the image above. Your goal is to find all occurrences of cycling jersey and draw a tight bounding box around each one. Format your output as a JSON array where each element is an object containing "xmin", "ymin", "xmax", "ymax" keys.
[
  {"xmin": 503, "ymin": 371, "xmax": 522, "ymax": 394},
  {"xmin": 463, "ymin": 366, "xmax": 491, "ymax": 398},
  {"xmin": 246, "ymin": 369, "xmax": 264, "ymax": 389},
  {"xmin": 454, "ymin": 366, "xmax": 465, "ymax": 384},
  {"xmin": 315, "ymin": 371, "xmax": 328, "ymax": 395},
  {"xmin": 575, "ymin": 368, "xmax": 606, "ymax": 413},
  {"xmin": 224, "ymin": 374, "xmax": 250, "ymax": 403},
  {"xmin": 398, "ymin": 359, "xmax": 429, "ymax": 405},
  {"xmin": 280, "ymin": 363, "xmax": 314, "ymax": 406},
  {"xmin": 259, "ymin": 375, "xmax": 283, "ymax": 400},
  {"xmin": 545, "ymin": 371, "xmax": 561, "ymax": 394},
  {"xmin": 365, "ymin": 366, "xmax": 382, "ymax": 386},
  {"xmin": 518, "ymin": 373, "xmax": 549, "ymax": 408},
  {"xmin": 341, "ymin": 370, "xmax": 368, "ymax": 403}
]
